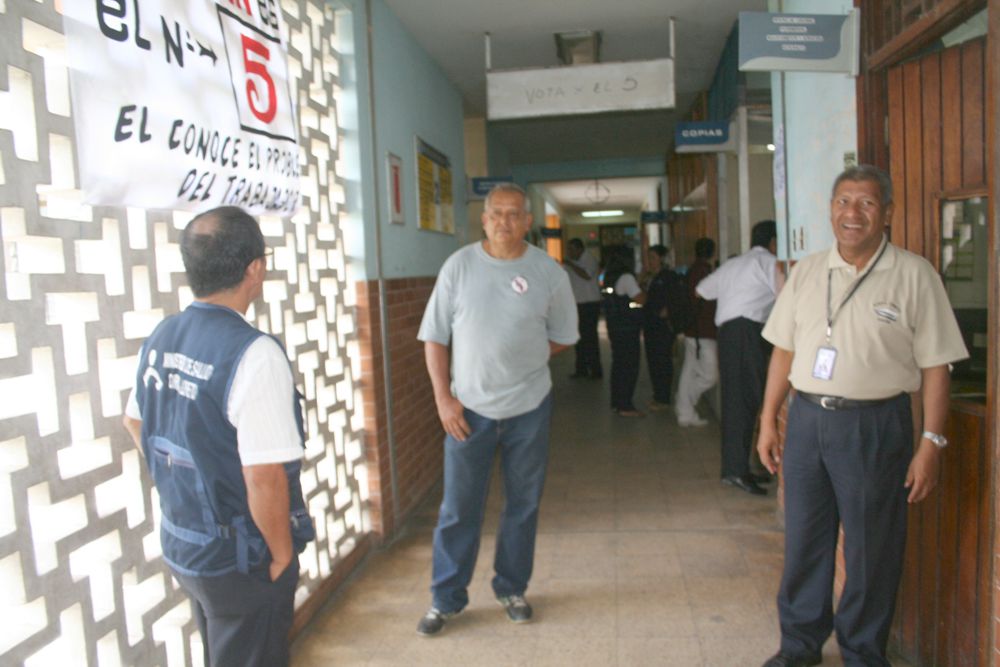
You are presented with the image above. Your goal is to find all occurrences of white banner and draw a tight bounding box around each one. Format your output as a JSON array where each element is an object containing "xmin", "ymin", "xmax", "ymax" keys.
[
  {"xmin": 487, "ymin": 59, "xmax": 675, "ymax": 121},
  {"xmin": 63, "ymin": 0, "xmax": 301, "ymax": 216}
]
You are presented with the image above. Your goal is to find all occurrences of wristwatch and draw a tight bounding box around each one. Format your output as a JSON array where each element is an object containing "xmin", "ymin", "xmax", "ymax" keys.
[{"xmin": 921, "ymin": 430, "xmax": 948, "ymax": 449}]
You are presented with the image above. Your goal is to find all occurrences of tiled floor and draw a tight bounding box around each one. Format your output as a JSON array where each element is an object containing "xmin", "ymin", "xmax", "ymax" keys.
[{"xmin": 293, "ymin": 346, "xmax": 912, "ymax": 666}]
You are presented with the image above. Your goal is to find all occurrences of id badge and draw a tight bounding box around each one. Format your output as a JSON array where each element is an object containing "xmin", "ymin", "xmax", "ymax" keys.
[{"xmin": 812, "ymin": 346, "xmax": 837, "ymax": 380}]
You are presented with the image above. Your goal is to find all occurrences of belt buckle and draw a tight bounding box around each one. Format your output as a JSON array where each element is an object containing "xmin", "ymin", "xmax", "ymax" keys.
[{"xmin": 820, "ymin": 395, "xmax": 837, "ymax": 410}]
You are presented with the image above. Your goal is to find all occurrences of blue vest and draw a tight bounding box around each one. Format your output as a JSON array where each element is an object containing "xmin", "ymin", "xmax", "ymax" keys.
[{"xmin": 136, "ymin": 302, "xmax": 314, "ymax": 577}]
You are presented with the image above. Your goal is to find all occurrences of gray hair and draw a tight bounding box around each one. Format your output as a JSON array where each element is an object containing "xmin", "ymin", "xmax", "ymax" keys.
[
  {"xmin": 485, "ymin": 182, "xmax": 530, "ymax": 212},
  {"xmin": 831, "ymin": 165, "xmax": 893, "ymax": 206}
]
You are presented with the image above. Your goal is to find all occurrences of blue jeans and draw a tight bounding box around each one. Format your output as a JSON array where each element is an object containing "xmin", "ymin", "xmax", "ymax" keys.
[{"xmin": 430, "ymin": 392, "xmax": 553, "ymax": 613}]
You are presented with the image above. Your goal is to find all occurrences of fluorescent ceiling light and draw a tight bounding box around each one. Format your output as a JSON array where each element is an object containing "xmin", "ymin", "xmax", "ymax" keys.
[
  {"xmin": 766, "ymin": 143, "xmax": 776, "ymax": 151},
  {"xmin": 581, "ymin": 210, "xmax": 624, "ymax": 218}
]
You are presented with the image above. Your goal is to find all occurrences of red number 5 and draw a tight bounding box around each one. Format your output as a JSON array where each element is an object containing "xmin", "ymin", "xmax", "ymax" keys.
[{"xmin": 241, "ymin": 35, "xmax": 277, "ymax": 123}]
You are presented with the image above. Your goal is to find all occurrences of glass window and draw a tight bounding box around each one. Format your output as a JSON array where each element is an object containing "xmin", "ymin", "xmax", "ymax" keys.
[{"xmin": 939, "ymin": 193, "xmax": 988, "ymax": 398}]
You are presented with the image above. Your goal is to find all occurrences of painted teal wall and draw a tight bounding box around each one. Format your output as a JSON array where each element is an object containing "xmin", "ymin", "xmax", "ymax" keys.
[{"xmin": 349, "ymin": 0, "xmax": 467, "ymax": 280}]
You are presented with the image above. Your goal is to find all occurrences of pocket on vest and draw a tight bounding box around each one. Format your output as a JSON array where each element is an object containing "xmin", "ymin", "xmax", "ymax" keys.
[
  {"xmin": 290, "ymin": 507, "xmax": 316, "ymax": 551},
  {"xmin": 149, "ymin": 437, "xmax": 217, "ymax": 541}
]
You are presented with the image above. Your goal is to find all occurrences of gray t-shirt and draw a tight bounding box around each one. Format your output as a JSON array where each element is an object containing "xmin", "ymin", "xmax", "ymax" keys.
[{"xmin": 418, "ymin": 242, "xmax": 579, "ymax": 419}]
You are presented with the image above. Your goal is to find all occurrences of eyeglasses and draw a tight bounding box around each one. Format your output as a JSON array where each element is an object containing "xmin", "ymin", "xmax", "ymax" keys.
[{"xmin": 486, "ymin": 209, "xmax": 526, "ymax": 222}]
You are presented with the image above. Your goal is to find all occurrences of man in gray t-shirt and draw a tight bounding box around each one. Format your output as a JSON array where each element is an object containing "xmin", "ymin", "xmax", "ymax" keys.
[{"xmin": 414, "ymin": 183, "xmax": 578, "ymax": 636}]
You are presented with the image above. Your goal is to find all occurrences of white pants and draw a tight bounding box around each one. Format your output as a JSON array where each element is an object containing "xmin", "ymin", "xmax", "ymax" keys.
[{"xmin": 674, "ymin": 337, "xmax": 718, "ymax": 421}]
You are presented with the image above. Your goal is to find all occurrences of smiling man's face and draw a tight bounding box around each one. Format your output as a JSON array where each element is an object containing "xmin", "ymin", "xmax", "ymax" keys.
[{"xmin": 830, "ymin": 178, "xmax": 892, "ymax": 265}]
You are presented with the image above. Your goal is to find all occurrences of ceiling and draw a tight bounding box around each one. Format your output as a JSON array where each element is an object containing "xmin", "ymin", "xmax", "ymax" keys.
[
  {"xmin": 382, "ymin": 0, "xmax": 768, "ymax": 165},
  {"xmin": 541, "ymin": 176, "xmax": 663, "ymax": 215}
]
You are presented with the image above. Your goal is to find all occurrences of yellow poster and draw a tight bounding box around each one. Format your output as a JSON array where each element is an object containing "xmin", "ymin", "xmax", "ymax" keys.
[{"xmin": 416, "ymin": 138, "xmax": 454, "ymax": 234}]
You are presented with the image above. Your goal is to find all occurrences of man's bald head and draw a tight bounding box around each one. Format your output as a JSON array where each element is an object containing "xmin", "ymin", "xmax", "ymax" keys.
[{"xmin": 181, "ymin": 206, "xmax": 265, "ymax": 297}]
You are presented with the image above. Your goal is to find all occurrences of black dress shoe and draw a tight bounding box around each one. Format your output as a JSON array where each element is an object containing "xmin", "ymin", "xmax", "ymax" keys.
[
  {"xmin": 749, "ymin": 472, "xmax": 774, "ymax": 485},
  {"xmin": 761, "ymin": 650, "xmax": 822, "ymax": 667},
  {"xmin": 722, "ymin": 474, "xmax": 767, "ymax": 496}
]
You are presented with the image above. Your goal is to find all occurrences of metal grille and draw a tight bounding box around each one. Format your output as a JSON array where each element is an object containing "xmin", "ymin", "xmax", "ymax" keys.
[{"xmin": 0, "ymin": 1, "xmax": 368, "ymax": 664}]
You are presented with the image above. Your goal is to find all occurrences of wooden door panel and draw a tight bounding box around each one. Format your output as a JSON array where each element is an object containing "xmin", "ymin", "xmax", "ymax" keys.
[
  {"xmin": 886, "ymin": 37, "xmax": 989, "ymax": 667},
  {"xmin": 920, "ymin": 55, "xmax": 942, "ymax": 273},
  {"xmin": 887, "ymin": 65, "xmax": 908, "ymax": 248},
  {"xmin": 941, "ymin": 47, "xmax": 964, "ymax": 192},
  {"xmin": 961, "ymin": 40, "xmax": 986, "ymax": 186},
  {"xmin": 903, "ymin": 60, "xmax": 925, "ymax": 255}
]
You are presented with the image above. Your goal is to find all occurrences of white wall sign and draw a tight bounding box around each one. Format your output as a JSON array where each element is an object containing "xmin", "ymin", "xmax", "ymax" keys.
[
  {"xmin": 63, "ymin": 0, "xmax": 301, "ymax": 215},
  {"xmin": 487, "ymin": 59, "xmax": 675, "ymax": 121}
]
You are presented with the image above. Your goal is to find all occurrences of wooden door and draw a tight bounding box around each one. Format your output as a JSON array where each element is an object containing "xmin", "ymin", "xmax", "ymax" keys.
[{"xmin": 885, "ymin": 38, "xmax": 991, "ymax": 666}]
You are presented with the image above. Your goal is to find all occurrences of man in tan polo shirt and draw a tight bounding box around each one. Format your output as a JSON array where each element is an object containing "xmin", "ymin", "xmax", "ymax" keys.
[{"xmin": 756, "ymin": 165, "xmax": 968, "ymax": 667}]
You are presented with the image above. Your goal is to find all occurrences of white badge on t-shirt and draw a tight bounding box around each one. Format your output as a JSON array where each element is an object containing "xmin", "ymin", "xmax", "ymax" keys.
[
  {"xmin": 812, "ymin": 346, "xmax": 837, "ymax": 381},
  {"xmin": 511, "ymin": 276, "xmax": 528, "ymax": 294}
]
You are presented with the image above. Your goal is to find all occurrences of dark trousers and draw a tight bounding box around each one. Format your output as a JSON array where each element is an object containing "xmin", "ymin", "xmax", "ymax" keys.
[
  {"xmin": 778, "ymin": 394, "xmax": 911, "ymax": 666},
  {"xmin": 174, "ymin": 560, "xmax": 299, "ymax": 667},
  {"xmin": 574, "ymin": 301, "xmax": 602, "ymax": 376},
  {"xmin": 717, "ymin": 317, "xmax": 769, "ymax": 478},
  {"xmin": 608, "ymin": 324, "xmax": 641, "ymax": 411},
  {"xmin": 643, "ymin": 321, "xmax": 675, "ymax": 403}
]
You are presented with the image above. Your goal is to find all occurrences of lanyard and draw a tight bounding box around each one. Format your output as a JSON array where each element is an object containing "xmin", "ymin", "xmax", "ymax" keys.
[{"xmin": 825, "ymin": 238, "xmax": 888, "ymax": 343}]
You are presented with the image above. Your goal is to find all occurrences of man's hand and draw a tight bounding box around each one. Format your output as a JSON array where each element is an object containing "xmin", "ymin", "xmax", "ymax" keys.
[
  {"xmin": 243, "ymin": 463, "xmax": 293, "ymax": 582},
  {"xmin": 424, "ymin": 342, "xmax": 471, "ymax": 441},
  {"xmin": 904, "ymin": 440, "xmax": 941, "ymax": 503},
  {"xmin": 756, "ymin": 347, "xmax": 793, "ymax": 475},
  {"xmin": 905, "ymin": 364, "xmax": 949, "ymax": 504},
  {"xmin": 436, "ymin": 394, "xmax": 471, "ymax": 442},
  {"xmin": 269, "ymin": 553, "xmax": 292, "ymax": 582},
  {"xmin": 756, "ymin": 420, "xmax": 783, "ymax": 475}
]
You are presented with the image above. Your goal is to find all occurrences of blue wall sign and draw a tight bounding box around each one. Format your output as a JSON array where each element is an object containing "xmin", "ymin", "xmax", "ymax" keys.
[
  {"xmin": 640, "ymin": 211, "xmax": 668, "ymax": 223},
  {"xmin": 738, "ymin": 11, "xmax": 859, "ymax": 74},
  {"xmin": 674, "ymin": 121, "xmax": 734, "ymax": 153},
  {"xmin": 469, "ymin": 176, "xmax": 514, "ymax": 199}
]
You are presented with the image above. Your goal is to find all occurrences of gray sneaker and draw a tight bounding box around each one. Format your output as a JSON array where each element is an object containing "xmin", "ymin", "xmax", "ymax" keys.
[
  {"xmin": 416, "ymin": 607, "xmax": 458, "ymax": 636},
  {"xmin": 496, "ymin": 594, "xmax": 533, "ymax": 623}
]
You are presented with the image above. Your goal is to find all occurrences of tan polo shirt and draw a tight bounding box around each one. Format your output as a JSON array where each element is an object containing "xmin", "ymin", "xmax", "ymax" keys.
[{"xmin": 762, "ymin": 238, "xmax": 968, "ymax": 399}]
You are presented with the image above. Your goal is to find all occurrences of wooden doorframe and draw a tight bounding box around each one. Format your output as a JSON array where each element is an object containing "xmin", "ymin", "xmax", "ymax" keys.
[
  {"xmin": 987, "ymin": 2, "xmax": 1000, "ymax": 661},
  {"xmin": 855, "ymin": 0, "xmax": 987, "ymax": 166},
  {"xmin": 856, "ymin": 1, "xmax": 998, "ymax": 663}
]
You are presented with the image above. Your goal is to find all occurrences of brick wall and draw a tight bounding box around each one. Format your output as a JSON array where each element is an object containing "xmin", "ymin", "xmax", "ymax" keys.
[{"xmin": 356, "ymin": 277, "xmax": 443, "ymax": 538}]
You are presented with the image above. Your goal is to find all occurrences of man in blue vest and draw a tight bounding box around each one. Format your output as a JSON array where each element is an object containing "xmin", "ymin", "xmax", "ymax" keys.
[{"xmin": 123, "ymin": 206, "xmax": 313, "ymax": 667}]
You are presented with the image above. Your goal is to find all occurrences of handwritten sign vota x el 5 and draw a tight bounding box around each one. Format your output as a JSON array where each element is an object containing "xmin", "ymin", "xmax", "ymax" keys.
[
  {"xmin": 63, "ymin": 0, "xmax": 301, "ymax": 215},
  {"xmin": 487, "ymin": 59, "xmax": 675, "ymax": 121}
]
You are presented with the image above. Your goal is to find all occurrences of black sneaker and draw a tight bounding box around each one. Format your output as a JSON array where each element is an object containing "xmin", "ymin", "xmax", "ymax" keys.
[
  {"xmin": 416, "ymin": 607, "xmax": 458, "ymax": 636},
  {"xmin": 496, "ymin": 594, "xmax": 533, "ymax": 623}
]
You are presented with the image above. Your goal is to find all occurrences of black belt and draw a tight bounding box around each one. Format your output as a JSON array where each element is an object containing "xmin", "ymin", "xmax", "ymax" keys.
[{"xmin": 797, "ymin": 391, "xmax": 904, "ymax": 411}]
